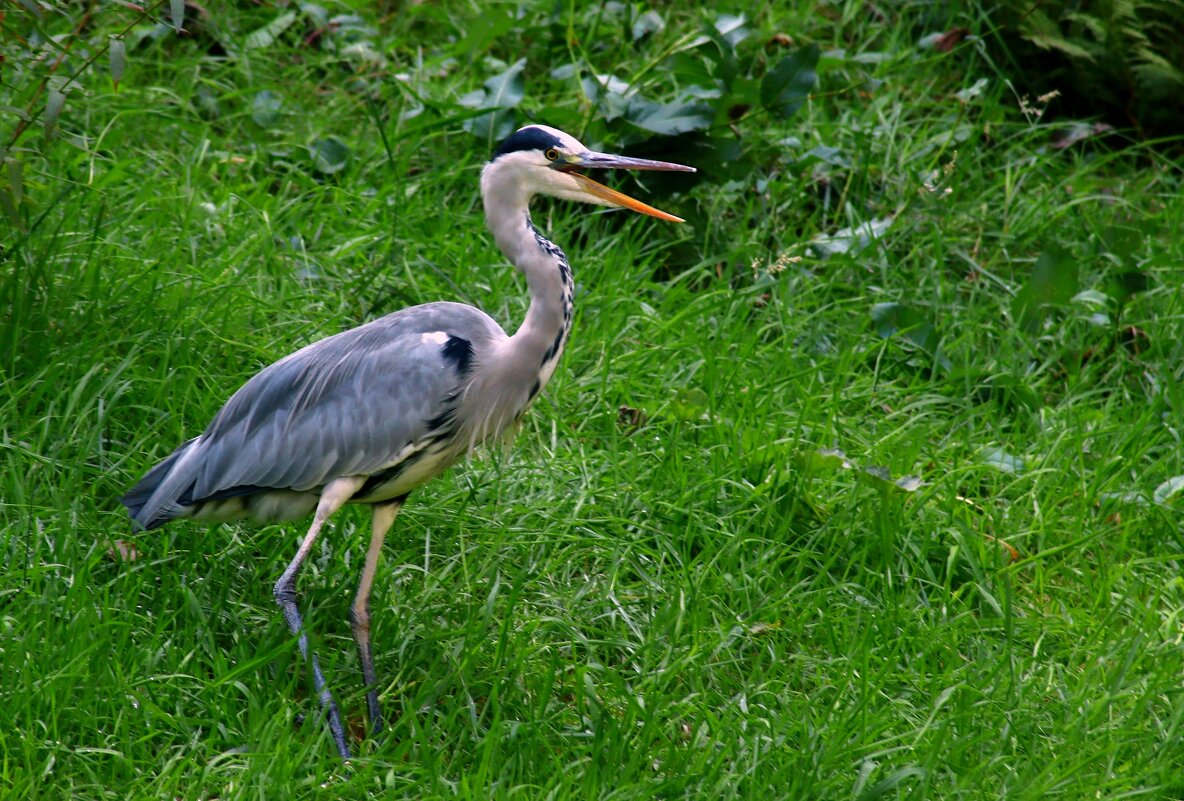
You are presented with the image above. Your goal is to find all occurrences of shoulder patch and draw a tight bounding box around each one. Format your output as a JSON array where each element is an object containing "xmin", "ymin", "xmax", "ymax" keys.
[{"xmin": 440, "ymin": 335, "xmax": 475, "ymax": 375}]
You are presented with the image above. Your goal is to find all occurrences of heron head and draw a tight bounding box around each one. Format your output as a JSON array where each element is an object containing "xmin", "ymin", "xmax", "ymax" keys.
[{"xmin": 484, "ymin": 124, "xmax": 695, "ymax": 222}]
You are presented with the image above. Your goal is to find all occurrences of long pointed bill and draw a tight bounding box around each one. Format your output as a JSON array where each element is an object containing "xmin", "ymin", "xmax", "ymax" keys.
[{"xmin": 565, "ymin": 152, "xmax": 695, "ymax": 223}]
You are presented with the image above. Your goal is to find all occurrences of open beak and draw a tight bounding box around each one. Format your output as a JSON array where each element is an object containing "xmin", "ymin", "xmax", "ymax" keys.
[{"xmin": 562, "ymin": 152, "xmax": 696, "ymax": 223}]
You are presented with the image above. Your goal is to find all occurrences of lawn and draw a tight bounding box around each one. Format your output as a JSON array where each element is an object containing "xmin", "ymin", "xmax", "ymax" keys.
[{"xmin": 2, "ymin": 2, "xmax": 1183, "ymax": 799}]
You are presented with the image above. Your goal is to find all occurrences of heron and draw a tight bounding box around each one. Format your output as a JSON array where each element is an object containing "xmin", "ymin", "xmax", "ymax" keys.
[{"xmin": 121, "ymin": 124, "xmax": 694, "ymax": 759}]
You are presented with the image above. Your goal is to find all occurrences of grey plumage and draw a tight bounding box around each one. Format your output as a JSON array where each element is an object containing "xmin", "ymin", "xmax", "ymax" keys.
[
  {"xmin": 121, "ymin": 123, "xmax": 694, "ymax": 759},
  {"xmin": 125, "ymin": 302, "xmax": 504, "ymax": 529}
]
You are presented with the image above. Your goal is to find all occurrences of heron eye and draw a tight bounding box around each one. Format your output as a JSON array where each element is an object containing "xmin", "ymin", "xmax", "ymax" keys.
[{"xmin": 544, "ymin": 148, "xmax": 559, "ymax": 161}]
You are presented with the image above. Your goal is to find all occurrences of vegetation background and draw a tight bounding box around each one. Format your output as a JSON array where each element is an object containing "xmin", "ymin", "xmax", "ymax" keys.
[{"xmin": 2, "ymin": 1, "xmax": 1182, "ymax": 798}]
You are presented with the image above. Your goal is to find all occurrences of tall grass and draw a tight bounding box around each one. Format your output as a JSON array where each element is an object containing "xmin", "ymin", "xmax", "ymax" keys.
[{"xmin": 2, "ymin": 2, "xmax": 1182, "ymax": 798}]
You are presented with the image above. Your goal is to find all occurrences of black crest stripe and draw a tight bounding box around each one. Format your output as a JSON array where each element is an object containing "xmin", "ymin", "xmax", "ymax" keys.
[{"xmin": 492, "ymin": 126, "xmax": 563, "ymax": 161}]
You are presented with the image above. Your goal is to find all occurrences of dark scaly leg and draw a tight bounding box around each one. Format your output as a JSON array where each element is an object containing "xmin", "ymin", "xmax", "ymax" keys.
[
  {"xmin": 273, "ymin": 476, "xmax": 364, "ymax": 760},
  {"xmin": 349, "ymin": 497, "xmax": 403, "ymax": 738}
]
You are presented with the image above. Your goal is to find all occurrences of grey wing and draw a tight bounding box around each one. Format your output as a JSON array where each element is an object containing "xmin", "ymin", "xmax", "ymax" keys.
[
  {"xmin": 194, "ymin": 302, "xmax": 502, "ymax": 496},
  {"xmin": 130, "ymin": 302, "xmax": 504, "ymax": 526}
]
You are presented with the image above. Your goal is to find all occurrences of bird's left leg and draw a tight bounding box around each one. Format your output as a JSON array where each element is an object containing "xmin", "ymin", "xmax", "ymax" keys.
[
  {"xmin": 350, "ymin": 496, "xmax": 404, "ymax": 738},
  {"xmin": 274, "ymin": 475, "xmax": 364, "ymax": 760}
]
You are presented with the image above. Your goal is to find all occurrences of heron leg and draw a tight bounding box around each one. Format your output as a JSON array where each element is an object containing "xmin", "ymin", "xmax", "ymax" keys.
[
  {"xmin": 349, "ymin": 497, "xmax": 404, "ymax": 738},
  {"xmin": 274, "ymin": 475, "xmax": 364, "ymax": 760}
]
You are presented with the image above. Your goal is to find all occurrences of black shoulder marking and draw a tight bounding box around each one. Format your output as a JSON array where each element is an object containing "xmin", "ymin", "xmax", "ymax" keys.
[
  {"xmin": 492, "ymin": 126, "xmax": 562, "ymax": 160},
  {"xmin": 441, "ymin": 335, "xmax": 475, "ymax": 376}
]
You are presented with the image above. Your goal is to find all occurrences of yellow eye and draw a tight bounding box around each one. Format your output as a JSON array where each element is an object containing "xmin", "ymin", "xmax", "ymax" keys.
[{"xmin": 544, "ymin": 148, "xmax": 559, "ymax": 161}]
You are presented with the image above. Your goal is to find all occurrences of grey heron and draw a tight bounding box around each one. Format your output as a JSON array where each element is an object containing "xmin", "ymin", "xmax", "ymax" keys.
[{"xmin": 121, "ymin": 124, "xmax": 694, "ymax": 759}]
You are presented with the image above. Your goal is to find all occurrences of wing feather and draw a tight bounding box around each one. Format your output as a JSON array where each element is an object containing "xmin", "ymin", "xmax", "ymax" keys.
[{"xmin": 182, "ymin": 302, "xmax": 503, "ymax": 500}]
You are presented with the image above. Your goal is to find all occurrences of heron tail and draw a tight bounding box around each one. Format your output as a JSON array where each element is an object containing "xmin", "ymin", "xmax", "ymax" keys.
[{"xmin": 121, "ymin": 437, "xmax": 202, "ymax": 530}]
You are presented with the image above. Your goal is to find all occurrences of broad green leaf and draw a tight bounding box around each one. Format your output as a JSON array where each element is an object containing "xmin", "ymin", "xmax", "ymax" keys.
[
  {"xmin": 195, "ymin": 85, "xmax": 221, "ymax": 118},
  {"xmin": 600, "ymin": 91, "xmax": 632, "ymax": 122},
  {"xmin": 689, "ymin": 13, "xmax": 748, "ymax": 82},
  {"xmin": 483, "ymin": 58, "xmax": 527, "ymax": 109},
  {"xmin": 1153, "ymin": 475, "xmax": 1184, "ymax": 505},
  {"xmin": 872, "ymin": 302, "xmax": 933, "ymax": 346},
  {"xmin": 6, "ymin": 157, "xmax": 23, "ymax": 206},
  {"xmin": 955, "ymin": 77, "xmax": 989, "ymax": 102},
  {"xmin": 802, "ymin": 144, "xmax": 849, "ymax": 167},
  {"xmin": 669, "ymin": 387, "xmax": 710, "ymax": 422},
  {"xmin": 252, "ymin": 90, "xmax": 283, "ymax": 128},
  {"xmin": 461, "ymin": 59, "xmax": 527, "ymax": 141},
  {"xmin": 683, "ymin": 84, "xmax": 723, "ymax": 100},
  {"xmin": 893, "ymin": 475, "xmax": 924, "ymax": 492},
  {"xmin": 860, "ymin": 466, "xmax": 924, "ymax": 493},
  {"xmin": 457, "ymin": 88, "xmax": 487, "ymax": 109},
  {"xmin": 916, "ymin": 124, "xmax": 974, "ymax": 154},
  {"xmin": 760, "ymin": 43, "xmax": 820, "ymax": 119},
  {"xmin": 1072, "ymin": 289, "xmax": 1110, "ymax": 307},
  {"xmin": 801, "ymin": 448, "xmax": 854, "ymax": 472},
  {"xmin": 583, "ymin": 73, "xmax": 637, "ymax": 121},
  {"xmin": 1100, "ymin": 225, "xmax": 1143, "ymax": 263},
  {"xmin": 44, "ymin": 90, "xmax": 66, "ymax": 143},
  {"xmin": 713, "ymin": 13, "xmax": 749, "ymax": 46},
  {"xmin": 458, "ymin": 7, "xmax": 517, "ymax": 56},
  {"xmin": 326, "ymin": 14, "xmax": 373, "ymax": 36},
  {"xmin": 799, "ymin": 449, "xmax": 922, "ymax": 492},
  {"xmin": 464, "ymin": 107, "xmax": 517, "ymax": 143},
  {"xmin": 244, "ymin": 11, "xmax": 297, "ymax": 50},
  {"xmin": 981, "ymin": 374, "xmax": 1041, "ymax": 413},
  {"xmin": 1099, "ymin": 490, "xmax": 1147, "ymax": 507},
  {"xmin": 1012, "ymin": 248, "xmax": 1078, "ymax": 332},
  {"xmin": 856, "ymin": 766, "xmax": 927, "ymax": 801},
  {"xmin": 812, "ymin": 217, "xmax": 892, "ymax": 257},
  {"xmin": 664, "ymin": 52, "xmax": 716, "ymax": 92},
  {"xmin": 582, "ymin": 73, "xmax": 634, "ymax": 103},
  {"xmin": 626, "ymin": 100, "xmax": 713, "ymax": 135},
  {"xmin": 1051, "ymin": 121, "xmax": 1113, "ymax": 149},
  {"xmin": 309, "ymin": 136, "xmax": 349, "ymax": 174},
  {"xmin": 981, "ymin": 447, "xmax": 1024, "ymax": 474},
  {"xmin": 340, "ymin": 42, "xmax": 386, "ymax": 65},
  {"xmin": 1051, "ymin": 121, "xmax": 1112, "ymax": 150},
  {"xmin": 851, "ymin": 51, "xmax": 893, "ymax": 65},
  {"xmin": 871, "ymin": 301, "xmax": 950, "ymax": 370},
  {"xmin": 0, "ymin": 189, "xmax": 19, "ymax": 230},
  {"xmin": 302, "ymin": 4, "xmax": 329, "ymax": 26},
  {"xmin": 632, "ymin": 10, "xmax": 664, "ymax": 40},
  {"xmin": 666, "ymin": 135, "xmax": 746, "ymax": 179},
  {"xmin": 1105, "ymin": 270, "xmax": 1149, "ymax": 306},
  {"xmin": 1023, "ymin": 31, "xmax": 1093, "ymax": 60},
  {"xmin": 741, "ymin": 430, "xmax": 795, "ymax": 464},
  {"xmin": 726, "ymin": 75, "xmax": 761, "ymax": 108},
  {"xmin": 109, "ymin": 38, "xmax": 126, "ymax": 88},
  {"xmin": 700, "ymin": 22, "xmax": 739, "ymax": 84}
]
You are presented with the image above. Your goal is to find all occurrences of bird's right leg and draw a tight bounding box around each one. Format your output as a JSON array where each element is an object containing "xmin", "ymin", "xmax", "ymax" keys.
[
  {"xmin": 274, "ymin": 475, "xmax": 364, "ymax": 760},
  {"xmin": 349, "ymin": 497, "xmax": 404, "ymax": 738}
]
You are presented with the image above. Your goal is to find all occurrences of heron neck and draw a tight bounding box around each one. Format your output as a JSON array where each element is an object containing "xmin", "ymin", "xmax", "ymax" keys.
[{"xmin": 485, "ymin": 200, "xmax": 574, "ymax": 380}]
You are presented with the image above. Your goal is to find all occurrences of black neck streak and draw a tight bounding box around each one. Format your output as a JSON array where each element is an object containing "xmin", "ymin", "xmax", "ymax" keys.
[{"xmin": 527, "ymin": 213, "xmax": 574, "ymax": 390}]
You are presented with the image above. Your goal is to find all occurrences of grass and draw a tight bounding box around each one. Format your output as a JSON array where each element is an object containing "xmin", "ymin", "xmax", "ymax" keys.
[{"xmin": 3, "ymin": 2, "xmax": 1183, "ymax": 798}]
